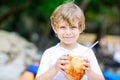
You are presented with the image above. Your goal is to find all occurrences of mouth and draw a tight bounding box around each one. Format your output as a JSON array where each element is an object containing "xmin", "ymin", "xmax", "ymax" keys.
[
  {"xmin": 64, "ymin": 37, "xmax": 73, "ymax": 38},
  {"xmin": 64, "ymin": 37, "xmax": 73, "ymax": 40}
]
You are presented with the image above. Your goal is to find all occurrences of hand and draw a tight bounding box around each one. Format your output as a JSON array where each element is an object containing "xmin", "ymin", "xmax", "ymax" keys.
[
  {"xmin": 83, "ymin": 58, "xmax": 92, "ymax": 75},
  {"xmin": 54, "ymin": 54, "xmax": 69, "ymax": 72},
  {"xmin": 83, "ymin": 58, "xmax": 104, "ymax": 80}
]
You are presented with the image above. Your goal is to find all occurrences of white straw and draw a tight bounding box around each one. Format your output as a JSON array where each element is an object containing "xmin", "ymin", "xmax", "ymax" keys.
[
  {"xmin": 81, "ymin": 41, "xmax": 99, "ymax": 54},
  {"xmin": 89, "ymin": 41, "xmax": 99, "ymax": 49}
]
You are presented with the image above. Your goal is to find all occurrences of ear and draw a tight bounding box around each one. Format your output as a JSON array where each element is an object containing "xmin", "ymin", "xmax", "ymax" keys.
[
  {"xmin": 79, "ymin": 30, "xmax": 82, "ymax": 34},
  {"xmin": 51, "ymin": 24, "xmax": 57, "ymax": 34}
]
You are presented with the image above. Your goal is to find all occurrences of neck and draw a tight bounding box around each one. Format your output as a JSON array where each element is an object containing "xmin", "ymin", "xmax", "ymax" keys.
[{"xmin": 59, "ymin": 42, "xmax": 78, "ymax": 50}]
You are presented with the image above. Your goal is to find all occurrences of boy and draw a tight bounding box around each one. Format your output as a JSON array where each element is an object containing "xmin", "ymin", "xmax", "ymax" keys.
[{"xmin": 36, "ymin": 2, "xmax": 104, "ymax": 80}]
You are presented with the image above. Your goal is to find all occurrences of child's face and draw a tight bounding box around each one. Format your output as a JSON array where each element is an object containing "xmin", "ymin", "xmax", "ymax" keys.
[{"xmin": 53, "ymin": 19, "xmax": 81, "ymax": 45}]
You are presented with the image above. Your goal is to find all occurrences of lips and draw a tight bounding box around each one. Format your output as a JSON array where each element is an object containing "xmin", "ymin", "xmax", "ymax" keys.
[{"xmin": 64, "ymin": 36, "xmax": 73, "ymax": 39}]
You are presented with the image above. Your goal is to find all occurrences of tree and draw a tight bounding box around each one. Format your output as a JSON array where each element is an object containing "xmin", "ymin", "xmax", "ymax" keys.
[{"xmin": 0, "ymin": 0, "xmax": 119, "ymax": 51}]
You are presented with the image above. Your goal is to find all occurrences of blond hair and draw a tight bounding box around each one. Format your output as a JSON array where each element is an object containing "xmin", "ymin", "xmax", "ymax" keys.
[{"xmin": 50, "ymin": 2, "xmax": 85, "ymax": 31}]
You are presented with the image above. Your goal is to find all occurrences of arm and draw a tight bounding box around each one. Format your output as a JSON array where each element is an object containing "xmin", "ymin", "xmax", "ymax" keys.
[
  {"xmin": 84, "ymin": 58, "xmax": 105, "ymax": 80},
  {"xmin": 20, "ymin": 64, "xmax": 39, "ymax": 80},
  {"xmin": 35, "ymin": 54, "xmax": 69, "ymax": 80},
  {"xmin": 83, "ymin": 50, "xmax": 105, "ymax": 80},
  {"xmin": 20, "ymin": 71, "xmax": 35, "ymax": 80},
  {"xmin": 86, "ymin": 71, "xmax": 105, "ymax": 80},
  {"xmin": 35, "ymin": 65, "xmax": 58, "ymax": 80}
]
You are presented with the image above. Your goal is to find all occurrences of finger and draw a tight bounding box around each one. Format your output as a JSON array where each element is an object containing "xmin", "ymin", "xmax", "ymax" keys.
[
  {"xmin": 57, "ymin": 63, "xmax": 68, "ymax": 71},
  {"xmin": 82, "ymin": 57, "xmax": 89, "ymax": 61},
  {"xmin": 60, "ymin": 59, "xmax": 69, "ymax": 65},
  {"xmin": 59, "ymin": 55, "xmax": 68, "ymax": 60},
  {"xmin": 82, "ymin": 58, "xmax": 90, "ymax": 67},
  {"xmin": 84, "ymin": 61, "xmax": 90, "ymax": 69}
]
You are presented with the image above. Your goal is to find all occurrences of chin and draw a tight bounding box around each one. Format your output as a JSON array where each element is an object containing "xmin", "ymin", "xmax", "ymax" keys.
[{"xmin": 63, "ymin": 42, "xmax": 75, "ymax": 45}]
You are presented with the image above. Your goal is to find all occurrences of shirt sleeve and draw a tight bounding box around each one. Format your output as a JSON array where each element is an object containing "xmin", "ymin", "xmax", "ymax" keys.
[
  {"xmin": 88, "ymin": 49, "xmax": 103, "ymax": 75},
  {"xmin": 26, "ymin": 64, "xmax": 39, "ymax": 75},
  {"xmin": 36, "ymin": 49, "xmax": 51, "ymax": 77}
]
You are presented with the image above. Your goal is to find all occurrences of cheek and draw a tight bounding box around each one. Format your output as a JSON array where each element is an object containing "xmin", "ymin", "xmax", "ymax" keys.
[
  {"xmin": 74, "ymin": 31, "xmax": 80, "ymax": 38},
  {"xmin": 56, "ymin": 30, "xmax": 63, "ymax": 37},
  {"xmin": 74, "ymin": 30, "xmax": 80, "ymax": 35},
  {"xmin": 76, "ymin": 34, "xmax": 80, "ymax": 39},
  {"xmin": 57, "ymin": 29, "xmax": 64, "ymax": 34}
]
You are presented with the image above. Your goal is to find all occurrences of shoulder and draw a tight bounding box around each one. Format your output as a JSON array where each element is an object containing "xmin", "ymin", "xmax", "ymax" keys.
[
  {"xmin": 77, "ymin": 44, "xmax": 94, "ymax": 55},
  {"xmin": 44, "ymin": 43, "xmax": 59, "ymax": 53},
  {"xmin": 41, "ymin": 43, "xmax": 59, "ymax": 57},
  {"xmin": 78, "ymin": 44, "xmax": 91, "ymax": 51}
]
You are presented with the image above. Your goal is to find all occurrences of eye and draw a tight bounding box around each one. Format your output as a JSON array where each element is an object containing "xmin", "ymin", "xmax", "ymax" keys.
[
  {"xmin": 59, "ymin": 26, "xmax": 66, "ymax": 29},
  {"xmin": 71, "ymin": 26, "xmax": 77, "ymax": 29}
]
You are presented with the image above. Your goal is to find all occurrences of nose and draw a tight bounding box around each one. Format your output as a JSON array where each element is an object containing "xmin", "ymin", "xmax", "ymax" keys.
[{"xmin": 66, "ymin": 28, "xmax": 71, "ymax": 34}]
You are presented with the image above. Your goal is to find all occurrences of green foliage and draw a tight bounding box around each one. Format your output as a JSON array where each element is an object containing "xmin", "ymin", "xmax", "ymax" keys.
[
  {"xmin": 36, "ymin": 0, "xmax": 64, "ymax": 19},
  {"xmin": 85, "ymin": 10, "xmax": 97, "ymax": 21},
  {"xmin": 100, "ymin": 5, "xmax": 116, "ymax": 17},
  {"xmin": 4, "ymin": 0, "xmax": 26, "ymax": 6},
  {"xmin": 0, "ymin": 0, "xmax": 119, "ymax": 51},
  {"xmin": 87, "ymin": 0, "xmax": 100, "ymax": 13}
]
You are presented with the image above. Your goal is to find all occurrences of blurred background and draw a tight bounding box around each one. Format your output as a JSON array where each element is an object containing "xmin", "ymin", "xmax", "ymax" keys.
[{"xmin": 0, "ymin": 0, "xmax": 120, "ymax": 80}]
